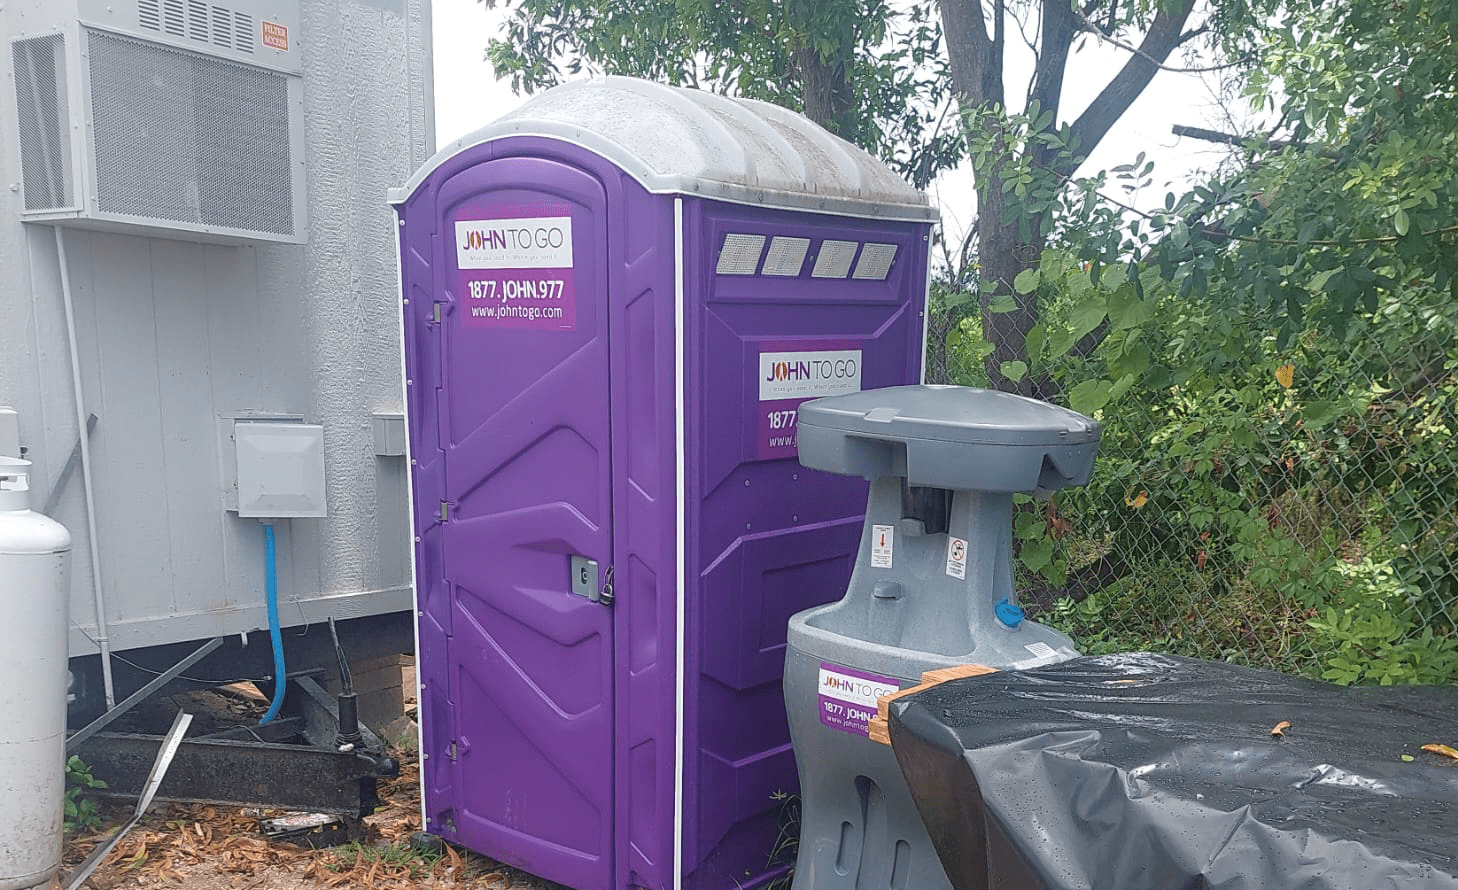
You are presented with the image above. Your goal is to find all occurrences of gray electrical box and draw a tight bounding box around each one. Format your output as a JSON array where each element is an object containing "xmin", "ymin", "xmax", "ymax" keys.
[
  {"xmin": 371, "ymin": 412, "xmax": 407, "ymax": 457},
  {"xmin": 233, "ymin": 421, "xmax": 326, "ymax": 518}
]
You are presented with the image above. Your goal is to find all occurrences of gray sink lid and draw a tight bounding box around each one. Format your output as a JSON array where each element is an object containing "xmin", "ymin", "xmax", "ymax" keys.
[{"xmin": 798, "ymin": 385, "xmax": 1100, "ymax": 446}]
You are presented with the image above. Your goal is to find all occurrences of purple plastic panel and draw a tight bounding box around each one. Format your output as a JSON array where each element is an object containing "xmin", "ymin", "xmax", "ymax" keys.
[
  {"xmin": 399, "ymin": 134, "xmax": 929, "ymax": 890},
  {"xmin": 439, "ymin": 155, "xmax": 614, "ymax": 890},
  {"xmin": 400, "ymin": 137, "xmax": 681, "ymax": 890},
  {"xmin": 680, "ymin": 201, "xmax": 929, "ymax": 890}
]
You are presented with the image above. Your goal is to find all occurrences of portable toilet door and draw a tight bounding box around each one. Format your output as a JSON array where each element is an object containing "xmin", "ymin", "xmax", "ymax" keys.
[{"xmin": 391, "ymin": 76, "xmax": 937, "ymax": 890}]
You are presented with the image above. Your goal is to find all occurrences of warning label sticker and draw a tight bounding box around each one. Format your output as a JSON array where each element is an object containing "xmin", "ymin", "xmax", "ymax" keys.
[
  {"xmin": 871, "ymin": 524, "xmax": 894, "ymax": 568},
  {"xmin": 817, "ymin": 663, "xmax": 901, "ymax": 738},
  {"xmin": 946, "ymin": 536, "xmax": 968, "ymax": 580}
]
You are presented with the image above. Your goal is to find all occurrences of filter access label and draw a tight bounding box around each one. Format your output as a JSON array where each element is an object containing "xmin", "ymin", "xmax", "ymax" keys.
[{"xmin": 818, "ymin": 663, "xmax": 901, "ymax": 738}]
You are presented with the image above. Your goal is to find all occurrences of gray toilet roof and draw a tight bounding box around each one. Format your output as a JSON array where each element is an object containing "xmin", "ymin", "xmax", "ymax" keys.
[{"xmin": 398, "ymin": 76, "xmax": 936, "ymax": 223}]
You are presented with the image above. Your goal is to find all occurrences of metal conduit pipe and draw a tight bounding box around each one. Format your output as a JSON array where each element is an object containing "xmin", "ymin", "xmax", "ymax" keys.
[{"xmin": 56, "ymin": 225, "xmax": 116, "ymax": 708}]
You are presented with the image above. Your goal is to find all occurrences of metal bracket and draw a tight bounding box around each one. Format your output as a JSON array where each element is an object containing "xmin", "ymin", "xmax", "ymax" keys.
[
  {"xmin": 570, "ymin": 556, "xmax": 614, "ymax": 606},
  {"xmin": 67, "ymin": 636, "xmax": 224, "ymax": 752},
  {"xmin": 571, "ymin": 554, "xmax": 599, "ymax": 600},
  {"xmin": 65, "ymin": 711, "xmax": 194, "ymax": 890}
]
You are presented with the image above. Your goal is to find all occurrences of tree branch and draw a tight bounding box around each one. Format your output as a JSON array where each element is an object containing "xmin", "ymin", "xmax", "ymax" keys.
[
  {"xmin": 1029, "ymin": 0, "xmax": 1079, "ymax": 162},
  {"xmin": 1171, "ymin": 123, "xmax": 1302, "ymax": 151},
  {"xmin": 938, "ymin": 0, "xmax": 1000, "ymax": 106},
  {"xmin": 1072, "ymin": 8, "xmax": 1241, "ymax": 75},
  {"xmin": 1062, "ymin": 0, "xmax": 1197, "ymax": 177}
]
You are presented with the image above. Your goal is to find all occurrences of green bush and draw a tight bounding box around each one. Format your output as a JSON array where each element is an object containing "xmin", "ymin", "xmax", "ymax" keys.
[{"xmin": 64, "ymin": 754, "xmax": 107, "ymax": 834}]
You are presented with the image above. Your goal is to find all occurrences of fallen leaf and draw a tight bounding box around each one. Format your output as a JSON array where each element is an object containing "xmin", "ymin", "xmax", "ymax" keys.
[
  {"xmin": 1124, "ymin": 490, "xmax": 1149, "ymax": 509},
  {"xmin": 1402, "ymin": 754, "xmax": 1416, "ymax": 762},
  {"xmin": 1270, "ymin": 720, "xmax": 1291, "ymax": 737},
  {"xmin": 1421, "ymin": 743, "xmax": 1458, "ymax": 760}
]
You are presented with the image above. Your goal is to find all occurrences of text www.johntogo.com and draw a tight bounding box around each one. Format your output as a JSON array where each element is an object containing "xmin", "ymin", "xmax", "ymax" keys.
[{"xmin": 470, "ymin": 304, "xmax": 565, "ymax": 321}]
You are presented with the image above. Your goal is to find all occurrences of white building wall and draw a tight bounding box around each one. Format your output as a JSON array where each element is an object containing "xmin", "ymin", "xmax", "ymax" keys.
[{"xmin": 0, "ymin": 0, "xmax": 433, "ymax": 656}]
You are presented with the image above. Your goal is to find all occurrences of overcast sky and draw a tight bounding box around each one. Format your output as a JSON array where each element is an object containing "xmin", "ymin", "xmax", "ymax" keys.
[{"xmin": 428, "ymin": 0, "xmax": 1235, "ymax": 248}]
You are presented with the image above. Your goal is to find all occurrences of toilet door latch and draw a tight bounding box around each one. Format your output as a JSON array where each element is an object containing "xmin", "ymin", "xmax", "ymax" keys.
[{"xmin": 571, "ymin": 556, "xmax": 614, "ymax": 607}]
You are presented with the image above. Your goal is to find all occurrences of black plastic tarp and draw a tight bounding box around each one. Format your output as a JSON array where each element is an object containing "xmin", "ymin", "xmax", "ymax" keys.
[{"xmin": 888, "ymin": 653, "xmax": 1458, "ymax": 890}]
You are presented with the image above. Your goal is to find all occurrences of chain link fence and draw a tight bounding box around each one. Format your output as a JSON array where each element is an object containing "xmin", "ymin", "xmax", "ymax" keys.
[{"xmin": 928, "ymin": 293, "xmax": 1458, "ymax": 687}]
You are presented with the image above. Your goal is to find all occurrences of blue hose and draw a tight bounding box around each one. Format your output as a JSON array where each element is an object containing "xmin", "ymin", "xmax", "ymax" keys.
[{"xmin": 260, "ymin": 523, "xmax": 287, "ymax": 724}]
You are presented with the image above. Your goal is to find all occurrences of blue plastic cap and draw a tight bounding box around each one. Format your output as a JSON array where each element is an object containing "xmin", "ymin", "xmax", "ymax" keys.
[{"xmin": 994, "ymin": 598, "xmax": 1025, "ymax": 629}]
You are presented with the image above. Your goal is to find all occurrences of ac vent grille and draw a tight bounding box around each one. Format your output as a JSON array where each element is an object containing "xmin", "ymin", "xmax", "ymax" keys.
[
  {"xmin": 212, "ymin": 5, "xmax": 232, "ymax": 47},
  {"xmin": 187, "ymin": 0, "xmax": 210, "ymax": 41},
  {"xmin": 137, "ymin": 0, "xmax": 254, "ymax": 53},
  {"xmin": 716, "ymin": 233, "xmax": 766, "ymax": 275},
  {"xmin": 138, "ymin": 0, "xmax": 162, "ymax": 30},
  {"xmin": 234, "ymin": 12, "xmax": 255, "ymax": 52},
  {"xmin": 163, "ymin": 0, "xmax": 185, "ymax": 35},
  {"xmin": 86, "ymin": 29, "xmax": 294, "ymax": 236},
  {"xmin": 12, "ymin": 34, "xmax": 74, "ymax": 212},
  {"xmin": 852, "ymin": 243, "xmax": 898, "ymax": 280}
]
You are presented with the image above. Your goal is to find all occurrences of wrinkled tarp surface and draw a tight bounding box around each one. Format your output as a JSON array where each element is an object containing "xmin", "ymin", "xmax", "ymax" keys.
[{"xmin": 888, "ymin": 653, "xmax": 1458, "ymax": 890}]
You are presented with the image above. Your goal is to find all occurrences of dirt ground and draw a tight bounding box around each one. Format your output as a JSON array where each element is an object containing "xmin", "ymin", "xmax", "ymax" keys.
[{"xmin": 61, "ymin": 754, "xmax": 562, "ymax": 890}]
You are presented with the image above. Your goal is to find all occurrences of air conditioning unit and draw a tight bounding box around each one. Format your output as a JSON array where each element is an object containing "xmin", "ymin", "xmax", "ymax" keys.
[{"xmin": 7, "ymin": 0, "xmax": 306, "ymax": 243}]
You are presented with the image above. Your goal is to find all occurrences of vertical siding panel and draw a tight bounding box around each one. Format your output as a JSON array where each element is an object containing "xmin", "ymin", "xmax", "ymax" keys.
[
  {"xmin": 85, "ymin": 232, "xmax": 171, "ymax": 630},
  {"xmin": 205, "ymin": 244, "xmax": 263, "ymax": 616},
  {"xmin": 151, "ymin": 240, "xmax": 229, "ymax": 629}
]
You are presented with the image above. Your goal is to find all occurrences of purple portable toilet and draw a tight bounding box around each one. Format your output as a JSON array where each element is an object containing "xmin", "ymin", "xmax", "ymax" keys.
[{"xmin": 391, "ymin": 77, "xmax": 935, "ymax": 890}]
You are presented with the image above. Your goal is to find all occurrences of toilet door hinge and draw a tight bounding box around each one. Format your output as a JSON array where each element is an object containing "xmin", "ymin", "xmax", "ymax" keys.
[{"xmin": 448, "ymin": 740, "xmax": 458, "ymax": 762}]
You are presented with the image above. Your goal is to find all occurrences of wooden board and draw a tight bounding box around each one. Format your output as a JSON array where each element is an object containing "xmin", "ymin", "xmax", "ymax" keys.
[{"xmin": 867, "ymin": 663, "xmax": 999, "ymax": 746}]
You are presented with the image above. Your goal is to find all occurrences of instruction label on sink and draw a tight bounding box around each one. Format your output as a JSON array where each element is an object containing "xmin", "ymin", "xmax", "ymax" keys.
[
  {"xmin": 946, "ymin": 536, "xmax": 968, "ymax": 579},
  {"xmin": 871, "ymin": 524, "xmax": 895, "ymax": 568},
  {"xmin": 754, "ymin": 340, "xmax": 862, "ymax": 460},
  {"xmin": 818, "ymin": 663, "xmax": 901, "ymax": 738}
]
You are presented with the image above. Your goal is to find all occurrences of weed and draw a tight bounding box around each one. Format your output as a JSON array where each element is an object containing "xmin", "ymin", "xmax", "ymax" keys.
[{"xmin": 64, "ymin": 754, "xmax": 107, "ymax": 834}]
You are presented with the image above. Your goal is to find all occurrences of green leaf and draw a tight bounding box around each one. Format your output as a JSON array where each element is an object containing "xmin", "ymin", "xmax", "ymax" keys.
[
  {"xmin": 1067, "ymin": 378, "xmax": 1114, "ymax": 415},
  {"xmin": 1068, "ymin": 297, "xmax": 1108, "ymax": 340},
  {"xmin": 986, "ymin": 293, "xmax": 1017, "ymax": 314},
  {"xmin": 1107, "ymin": 285, "xmax": 1153, "ymax": 331},
  {"xmin": 1019, "ymin": 539, "xmax": 1054, "ymax": 572},
  {"xmin": 999, "ymin": 360, "xmax": 1028, "ymax": 382},
  {"xmin": 1394, "ymin": 206, "xmax": 1410, "ymax": 236},
  {"xmin": 1013, "ymin": 268, "xmax": 1040, "ymax": 295}
]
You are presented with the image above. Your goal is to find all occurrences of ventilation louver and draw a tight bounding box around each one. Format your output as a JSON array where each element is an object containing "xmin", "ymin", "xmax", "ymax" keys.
[
  {"xmin": 136, "ymin": 0, "xmax": 256, "ymax": 54},
  {"xmin": 12, "ymin": 34, "xmax": 74, "ymax": 212}
]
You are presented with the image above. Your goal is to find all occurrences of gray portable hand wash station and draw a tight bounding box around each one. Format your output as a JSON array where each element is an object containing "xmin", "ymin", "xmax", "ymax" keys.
[{"xmin": 784, "ymin": 385, "xmax": 1101, "ymax": 890}]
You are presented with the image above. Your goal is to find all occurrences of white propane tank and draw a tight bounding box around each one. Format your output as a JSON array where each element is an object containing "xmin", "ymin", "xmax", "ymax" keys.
[{"xmin": 0, "ymin": 457, "xmax": 72, "ymax": 890}]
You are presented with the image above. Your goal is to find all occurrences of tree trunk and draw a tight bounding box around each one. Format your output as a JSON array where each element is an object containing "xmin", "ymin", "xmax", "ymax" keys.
[
  {"xmin": 938, "ymin": 0, "xmax": 1198, "ymax": 395},
  {"xmin": 792, "ymin": 44, "xmax": 857, "ymax": 138}
]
